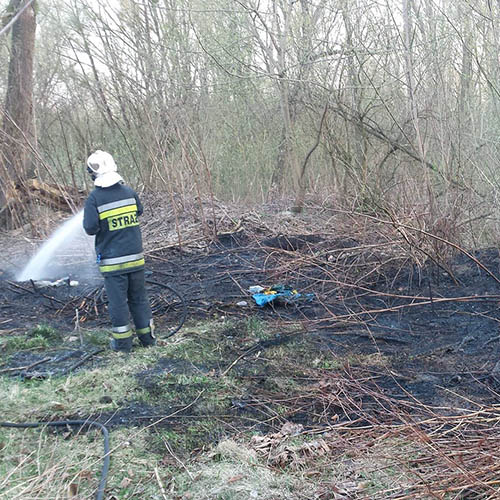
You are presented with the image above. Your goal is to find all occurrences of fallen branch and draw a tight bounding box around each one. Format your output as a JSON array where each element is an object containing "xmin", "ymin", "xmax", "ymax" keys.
[{"xmin": 0, "ymin": 357, "xmax": 52, "ymax": 374}]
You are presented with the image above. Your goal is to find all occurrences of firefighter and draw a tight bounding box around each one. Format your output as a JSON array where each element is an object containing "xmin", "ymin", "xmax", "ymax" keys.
[{"xmin": 83, "ymin": 150, "xmax": 155, "ymax": 352}]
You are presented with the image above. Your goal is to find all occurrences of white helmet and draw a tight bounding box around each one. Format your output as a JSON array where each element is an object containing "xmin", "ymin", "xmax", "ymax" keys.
[{"xmin": 86, "ymin": 150, "xmax": 123, "ymax": 187}]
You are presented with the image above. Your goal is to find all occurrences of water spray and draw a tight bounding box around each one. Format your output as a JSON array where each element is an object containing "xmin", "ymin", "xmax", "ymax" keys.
[{"xmin": 17, "ymin": 210, "xmax": 95, "ymax": 282}]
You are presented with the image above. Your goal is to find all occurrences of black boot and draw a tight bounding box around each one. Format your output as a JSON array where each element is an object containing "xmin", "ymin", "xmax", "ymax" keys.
[
  {"xmin": 138, "ymin": 332, "xmax": 156, "ymax": 347},
  {"xmin": 110, "ymin": 337, "xmax": 133, "ymax": 353}
]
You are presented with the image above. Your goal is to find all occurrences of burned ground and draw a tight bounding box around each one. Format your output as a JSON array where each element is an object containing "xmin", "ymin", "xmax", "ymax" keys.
[
  {"xmin": 2, "ymin": 219, "xmax": 500, "ymax": 410},
  {"xmin": 2, "ymin": 203, "xmax": 500, "ymax": 498}
]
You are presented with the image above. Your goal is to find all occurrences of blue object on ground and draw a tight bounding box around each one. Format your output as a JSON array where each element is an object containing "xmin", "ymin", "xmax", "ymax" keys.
[{"xmin": 252, "ymin": 285, "xmax": 314, "ymax": 307}]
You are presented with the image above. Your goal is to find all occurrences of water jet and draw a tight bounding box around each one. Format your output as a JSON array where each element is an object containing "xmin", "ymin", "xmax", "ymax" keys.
[{"xmin": 17, "ymin": 210, "xmax": 96, "ymax": 282}]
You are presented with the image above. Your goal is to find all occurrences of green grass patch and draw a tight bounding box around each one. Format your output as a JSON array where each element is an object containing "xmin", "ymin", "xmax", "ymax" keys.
[
  {"xmin": 0, "ymin": 334, "xmax": 51, "ymax": 353},
  {"xmin": 244, "ymin": 316, "xmax": 270, "ymax": 340},
  {"xmin": 29, "ymin": 323, "xmax": 61, "ymax": 341},
  {"xmin": 165, "ymin": 317, "xmax": 280, "ymax": 364},
  {"xmin": 84, "ymin": 328, "xmax": 111, "ymax": 347},
  {"xmin": 0, "ymin": 324, "xmax": 63, "ymax": 354},
  {"xmin": 0, "ymin": 354, "xmax": 150, "ymax": 421}
]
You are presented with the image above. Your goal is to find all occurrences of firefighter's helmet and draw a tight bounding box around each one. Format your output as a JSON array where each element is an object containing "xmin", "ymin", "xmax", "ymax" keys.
[{"xmin": 86, "ymin": 150, "xmax": 123, "ymax": 187}]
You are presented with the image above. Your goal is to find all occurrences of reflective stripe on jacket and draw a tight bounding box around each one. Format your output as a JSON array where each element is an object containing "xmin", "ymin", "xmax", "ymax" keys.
[{"xmin": 83, "ymin": 182, "xmax": 145, "ymax": 275}]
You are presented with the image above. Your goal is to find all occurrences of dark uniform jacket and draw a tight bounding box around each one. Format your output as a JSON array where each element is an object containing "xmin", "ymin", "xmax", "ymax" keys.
[{"xmin": 83, "ymin": 182, "xmax": 145, "ymax": 275}]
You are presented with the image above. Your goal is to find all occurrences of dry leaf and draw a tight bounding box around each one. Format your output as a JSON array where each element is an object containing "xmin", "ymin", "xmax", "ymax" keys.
[
  {"xmin": 280, "ymin": 421, "xmax": 303, "ymax": 436},
  {"xmin": 68, "ymin": 483, "xmax": 78, "ymax": 497},
  {"xmin": 304, "ymin": 469, "xmax": 322, "ymax": 477},
  {"xmin": 161, "ymin": 455, "xmax": 178, "ymax": 466},
  {"xmin": 119, "ymin": 477, "xmax": 132, "ymax": 488},
  {"xmin": 227, "ymin": 474, "xmax": 245, "ymax": 483},
  {"xmin": 50, "ymin": 401, "xmax": 66, "ymax": 411},
  {"xmin": 78, "ymin": 470, "xmax": 93, "ymax": 481}
]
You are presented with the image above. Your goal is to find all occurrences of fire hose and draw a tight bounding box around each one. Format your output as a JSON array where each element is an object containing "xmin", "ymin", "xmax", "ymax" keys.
[{"xmin": 0, "ymin": 419, "xmax": 109, "ymax": 500}]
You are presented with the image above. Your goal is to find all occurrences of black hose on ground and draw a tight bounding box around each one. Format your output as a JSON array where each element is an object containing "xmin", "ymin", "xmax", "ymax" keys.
[
  {"xmin": 144, "ymin": 279, "xmax": 187, "ymax": 337},
  {"xmin": 0, "ymin": 419, "xmax": 110, "ymax": 500}
]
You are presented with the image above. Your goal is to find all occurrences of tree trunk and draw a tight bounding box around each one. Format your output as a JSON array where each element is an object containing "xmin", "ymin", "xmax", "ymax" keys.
[{"xmin": 0, "ymin": 0, "xmax": 37, "ymax": 225}]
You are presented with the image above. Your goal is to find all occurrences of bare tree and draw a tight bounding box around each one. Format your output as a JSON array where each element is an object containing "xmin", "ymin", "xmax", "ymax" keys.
[{"xmin": 9, "ymin": 0, "xmax": 500, "ymax": 247}]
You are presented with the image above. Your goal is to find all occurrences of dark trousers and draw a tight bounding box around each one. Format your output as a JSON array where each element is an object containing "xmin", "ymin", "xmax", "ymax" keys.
[{"xmin": 104, "ymin": 269, "xmax": 152, "ymax": 334}]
